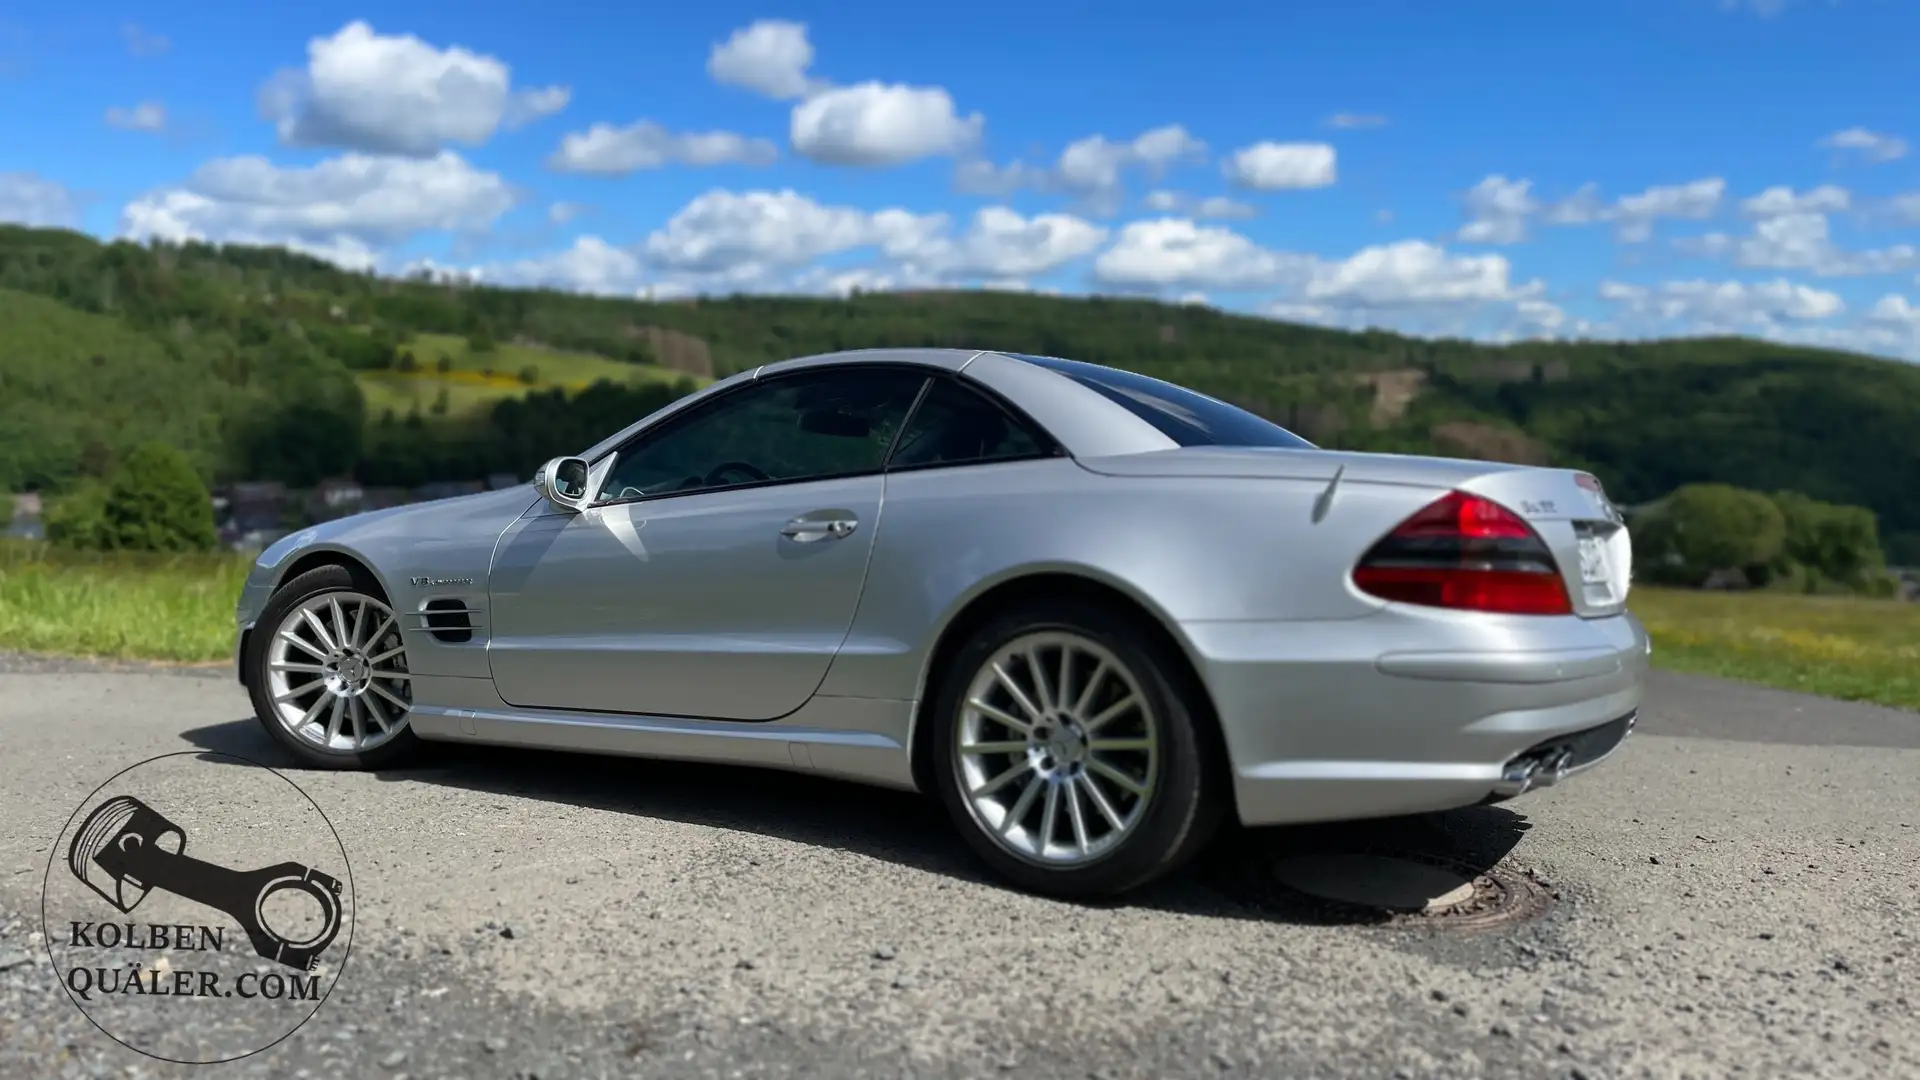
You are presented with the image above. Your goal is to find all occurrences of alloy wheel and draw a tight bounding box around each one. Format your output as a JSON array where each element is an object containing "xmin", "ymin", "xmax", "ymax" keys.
[
  {"xmin": 953, "ymin": 631, "xmax": 1160, "ymax": 867},
  {"xmin": 265, "ymin": 591, "xmax": 412, "ymax": 753}
]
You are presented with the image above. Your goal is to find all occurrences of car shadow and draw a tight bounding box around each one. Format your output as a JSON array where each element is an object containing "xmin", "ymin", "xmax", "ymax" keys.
[{"xmin": 179, "ymin": 716, "xmax": 1533, "ymax": 928}]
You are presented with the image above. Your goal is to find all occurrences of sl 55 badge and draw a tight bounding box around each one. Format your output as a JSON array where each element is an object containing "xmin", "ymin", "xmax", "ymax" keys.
[
  {"xmin": 410, "ymin": 575, "xmax": 473, "ymax": 588},
  {"xmin": 1520, "ymin": 500, "xmax": 1557, "ymax": 515}
]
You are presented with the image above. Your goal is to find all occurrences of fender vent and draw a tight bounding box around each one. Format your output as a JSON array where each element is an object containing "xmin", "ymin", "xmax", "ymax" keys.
[{"xmin": 414, "ymin": 598, "xmax": 479, "ymax": 644}]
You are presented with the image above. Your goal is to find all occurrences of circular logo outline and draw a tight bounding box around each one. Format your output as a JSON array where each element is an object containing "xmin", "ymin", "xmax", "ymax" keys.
[{"xmin": 39, "ymin": 751, "xmax": 358, "ymax": 1065}]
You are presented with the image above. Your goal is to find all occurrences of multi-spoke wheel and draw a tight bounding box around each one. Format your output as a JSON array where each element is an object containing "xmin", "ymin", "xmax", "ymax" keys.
[
  {"xmin": 930, "ymin": 599, "xmax": 1224, "ymax": 897},
  {"xmin": 246, "ymin": 565, "xmax": 422, "ymax": 769}
]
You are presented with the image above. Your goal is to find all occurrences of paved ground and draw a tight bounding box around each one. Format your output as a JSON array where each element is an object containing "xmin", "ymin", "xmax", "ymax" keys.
[{"xmin": 0, "ymin": 659, "xmax": 1914, "ymax": 1079}]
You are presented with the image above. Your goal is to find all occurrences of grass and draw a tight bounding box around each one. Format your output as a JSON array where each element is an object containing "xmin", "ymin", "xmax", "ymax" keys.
[
  {"xmin": 358, "ymin": 333, "xmax": 703, "ymax": 421},
  {"xmin": 1628, "ymin": 585, "xmax": 1920, "ymax": 711},
  {"xmin": 0, "ymin": 541, "xmax": 249, "ymax": 663},
  {"xmin": 3, "ymin": 540, "xmax": 1917, "ymax": 711}
]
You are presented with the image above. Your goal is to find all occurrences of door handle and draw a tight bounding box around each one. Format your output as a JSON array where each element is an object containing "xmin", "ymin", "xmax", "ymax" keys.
[{"xmin": 781, "ymin": 515, "xmax": 858, "ymax": 542}]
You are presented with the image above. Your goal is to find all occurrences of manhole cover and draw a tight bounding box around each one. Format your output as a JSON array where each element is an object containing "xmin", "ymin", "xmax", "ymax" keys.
[{"xmin": 1208, "ymin": 848, "xmax": 1556, "ymax": 931}]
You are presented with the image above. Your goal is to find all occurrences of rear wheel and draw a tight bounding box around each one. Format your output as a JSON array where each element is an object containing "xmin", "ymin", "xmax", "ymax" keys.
[
  {"xmin": 245, "ymin": 565, "xmax": 421, "ymax": 770},
  {"xmin": 929, "ymin": 598, "xmax": 1224, "ymax": 897}
]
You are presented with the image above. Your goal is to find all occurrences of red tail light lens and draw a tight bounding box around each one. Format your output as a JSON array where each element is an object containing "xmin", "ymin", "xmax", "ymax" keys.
[{"xmin": 1352, "ymin": 491, "xmax": 1573, "ymax": 616}]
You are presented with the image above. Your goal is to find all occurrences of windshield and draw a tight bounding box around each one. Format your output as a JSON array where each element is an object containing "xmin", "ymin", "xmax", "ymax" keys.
[{"xmin": 1010, "ymin": 354, "xmax": 1317, "ymax": 449}]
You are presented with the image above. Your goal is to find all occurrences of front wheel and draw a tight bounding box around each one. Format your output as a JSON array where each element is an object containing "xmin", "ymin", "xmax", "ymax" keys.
[
  {"xmin": 928, "ymin": 598, "xmax": 1224, "ymax": 897},
  {"xmin": 245, "ymin": 565, "xmax": 422, "ymax": 770}
]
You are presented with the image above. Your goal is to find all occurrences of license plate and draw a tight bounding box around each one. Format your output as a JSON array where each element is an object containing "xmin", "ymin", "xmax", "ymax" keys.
[{"xmin": 1577, "ymin": 535, "xmax": 1611, "ymax": 586}]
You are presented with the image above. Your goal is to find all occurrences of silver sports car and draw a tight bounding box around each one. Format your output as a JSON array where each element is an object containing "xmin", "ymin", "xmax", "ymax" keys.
[{"xmin": 235, "ymin": 347, "xmax": 1648, "ymax": 896}]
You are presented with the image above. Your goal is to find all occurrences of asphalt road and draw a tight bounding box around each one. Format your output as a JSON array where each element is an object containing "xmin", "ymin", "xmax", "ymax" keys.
[{"xmin": 0, "ymin": 658, "xmax": 1914, "ymax": 1080}]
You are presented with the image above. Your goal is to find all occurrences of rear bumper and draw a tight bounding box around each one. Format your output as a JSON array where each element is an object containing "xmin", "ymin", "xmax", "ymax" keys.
[{"xmin": 1181, "ymin": 607, "xmax": 1650, "ymax": 827}]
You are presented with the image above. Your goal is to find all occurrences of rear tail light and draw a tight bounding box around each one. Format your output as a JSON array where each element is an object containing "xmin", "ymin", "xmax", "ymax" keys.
[{"xmin": 1352, "ymin": 490, "xmax": 1573, "ymax": 616}]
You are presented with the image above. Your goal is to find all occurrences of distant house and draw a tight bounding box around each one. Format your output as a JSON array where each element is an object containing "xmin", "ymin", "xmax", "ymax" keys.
[
  {"xmin": 5, "ymin": 492, "xmax": 43, "ymax": 540},
  {"xmin": 220, "ymin": 482, "xmax": 290, "ymax": 536},
  {"xmin": 412, "ymin": 480, "xmax": 486, "ymax": 503},
  {"xmin": 307, "ymin": 479, "xmax": 366, "ymax": 521},
  {"xmin": 361, "ymin": 487, "xmax": 410, "ymax": 510},
  {"xmin": 315, "ymin": 479, "xmax": 364, "ymax": 509}
]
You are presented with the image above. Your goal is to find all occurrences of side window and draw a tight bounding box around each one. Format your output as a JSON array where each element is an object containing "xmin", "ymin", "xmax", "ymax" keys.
[
  {"xmin": 887, "ymin": 377, "xmax": 1053, "ymax": 470},
  {"xmin": 596, "ymin": 368, "xmax": 927, "ymax": 501}
]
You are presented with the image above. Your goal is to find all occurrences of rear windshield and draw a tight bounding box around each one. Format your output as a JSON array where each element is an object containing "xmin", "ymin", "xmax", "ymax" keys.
[{"xmin": 1010, "ymin": 354, "xmax": 1316, "ymax": 449}]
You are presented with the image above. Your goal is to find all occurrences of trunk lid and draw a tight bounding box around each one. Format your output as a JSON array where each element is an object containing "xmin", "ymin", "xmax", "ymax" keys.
[{"xmin": 1077, "ymin": 447, "xmax": 1631, "ymax": 617}]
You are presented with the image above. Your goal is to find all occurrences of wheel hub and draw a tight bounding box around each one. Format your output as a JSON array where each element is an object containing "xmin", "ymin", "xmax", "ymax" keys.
[
  {"xmin": 323, "ymin": 651, "xmax": 371, "ymax": 696},
  {"xmin": 1031, "ymin": 718, "xmax": 1089, "ymax": 773}
]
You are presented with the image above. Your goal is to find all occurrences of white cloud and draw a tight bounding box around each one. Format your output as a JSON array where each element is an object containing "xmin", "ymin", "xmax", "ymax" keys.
[
  {"xmin": 120, "ymin": 151, "xmax": 516, "ymax": 267},
  {"xmin": 1612, "ymin": 178, "xmax": 1726, "ymax": 242},
  {"xmin": 1305, "ymin": 241, "xmax": 1538, "ymax": 307},
  {"xmin": 954, "ymin": 159, "xmax": 1051, "ymax": 196},
  {"xmin": 1456, "ymin": 175, "xmax": 1538, "ymax": 245},
  {"xmin": 789, "ymin": 83, "xmax": 983, "ymax": 166},
  {"xmin": 1092, "ymin": 218, "xmax": 1306, "ymax": 290},
  {"xmin": 639, "ymin": 189, "xmax": 1100, "ymax": 289},
  {"xmin": 105, "ymin": 102, "xmax": 167, "ymax": 133},
  {"xmin": 0, "ymin": 172, "xmax": 81, "ymax": 228},
  {"xmin": 547, "ymin": 201, "xmax": 585, "ymax": 224},
  {"xmin": 258, "ymin": 21, "xmax": 568, "ymax": 156},
  {"xmin": 1142, "ymin": 191, "xmax": 1257, "ymax": 219},
  {"xmin": 503, "ymin": 86, "xmax": 572, "ymax": 129},
  {"xmin": 1540, "ymin": 182, "xmax": 1607, "ymax": 225},
  {"xmin": 488, "ymin": 236, "xmax": 644, "ymax": 295},
  {"xmin": 957, "ymin": 125, "xmax": 1206, "ymax": 211},
  {"xmin": 122, "ymin": 23, "xmax": 169, "ymax": 57},
  {"xmin": 1599, "ymin": 278, "xmax": 1845, "ymax": 329},
  {"xmin": 1222, "ymin": 142, "xmax": 1337, "ymax": 191},
  {"xmin": 1680, "ymin": 210, "xmax": 1918, "ymax": 276},
  {"xmin": 707, "ymin": 19, "xmax": 820, "ymax": 100},
  {"xmin": 548, "ymin": 121, "xmax": 778, "ymax": 174},
  {"xmin": 1057, "ymin": 126, "xmax": 1206, "ymax": 195},
  {"xmin": 1818, "ymin": 127, "xmax": 1908, "ymax": 164},
  {"xmin": 1472, "ymin": 176, "xmax": 1723, "ymax": 241},
  {"xmin": 908, "ymin": 207, "xmax": 1108, "ymax": 279},
  {"xmin": 1884, "ymin": 192, "xmax": 1920, "ymax": 226},
  {"xmin": 1740, "ymin": 184, "xmax": 1850, "ymax": 217},
  {"xmin": 1326, "ymin": 113, "xmax": 1386, "ymax": 129},
  {"xmin": 1867, "ymin": 294, "xmax": 1920, "ymax": 328}
]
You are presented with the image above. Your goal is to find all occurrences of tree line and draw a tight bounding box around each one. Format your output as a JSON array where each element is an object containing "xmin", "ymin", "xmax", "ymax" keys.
[{"xmin": 4, "ymin": 224, "xmax": 1919, "ymax": 565}]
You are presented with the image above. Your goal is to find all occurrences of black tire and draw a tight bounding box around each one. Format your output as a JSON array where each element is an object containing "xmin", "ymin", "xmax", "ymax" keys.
[
  {"xmin": 245, "ymin": 564, "xmax": 423, "ymax": 771},
  {"xmin": 927, "ymin": 597, "xmax": 1226, "ymax": 898}
]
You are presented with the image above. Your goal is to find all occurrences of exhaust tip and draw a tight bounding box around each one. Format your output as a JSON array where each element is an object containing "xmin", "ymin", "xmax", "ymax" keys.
[{"xmin": 1492, "ymin": 758, "xmax": 1540, "ymax": 798}]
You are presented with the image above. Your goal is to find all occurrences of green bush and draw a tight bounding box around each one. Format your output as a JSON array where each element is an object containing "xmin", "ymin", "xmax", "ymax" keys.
[
  {"xmin": 436, "ymin": 355, "xmax": 453, "ymax": 373},
  {"xmin": 44, "ymin": 480, "xmax": 111, "ymax": 550},
  {"xmin": 47, "ymin": 443, "xmax": 215, "ymax": 552},
  {"xmin": 518, "ymin": 365, "xmax": 540, "ymax": 385},
  {"xmin": 1770, "ymin": 490, "xmax": 1885, "ymax": 589},
  {"xmin": 1633, "ymin": 483, "xmax": 1785, "ymax": 586}
]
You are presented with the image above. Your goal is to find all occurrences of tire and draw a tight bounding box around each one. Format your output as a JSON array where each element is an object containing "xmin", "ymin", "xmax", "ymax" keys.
[
  {"xmin": 928, "ymin": 597, "xmax": 1225, "ymax": 897},
  {"xmin": 245, "ymin": 564, "xmax": 423, "ymax": 770}
]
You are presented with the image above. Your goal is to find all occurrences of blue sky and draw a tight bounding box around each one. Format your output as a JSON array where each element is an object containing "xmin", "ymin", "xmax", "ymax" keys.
[{"xmin": 3, "ymin": 0, "xmax": 1918, "ymax": 358}]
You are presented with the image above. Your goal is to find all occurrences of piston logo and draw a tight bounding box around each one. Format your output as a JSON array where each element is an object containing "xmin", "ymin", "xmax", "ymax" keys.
[{"xmin": 43, "ymin": 752, "xmax": 355, "ymax": 1065}]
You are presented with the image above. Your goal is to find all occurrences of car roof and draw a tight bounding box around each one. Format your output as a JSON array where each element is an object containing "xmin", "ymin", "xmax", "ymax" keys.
[{"xmin": 579, "ymin": 347, "xmax": 1180, "ymax": 463}]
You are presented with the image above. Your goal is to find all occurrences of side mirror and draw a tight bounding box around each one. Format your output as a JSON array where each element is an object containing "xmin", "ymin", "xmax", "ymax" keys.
[{"xmin": 535, "ymin": 456, "xmax": 591, "ymax": 513}]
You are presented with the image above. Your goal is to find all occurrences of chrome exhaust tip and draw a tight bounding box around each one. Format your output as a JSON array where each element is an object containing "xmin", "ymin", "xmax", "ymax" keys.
[
  {"xmin": 1492, "ymin": 758, "xmax": 1541, "ymax": 798},
  {"xmin": 1533, "ymin": 748, "xmax": 1576, "ymax": 788}
]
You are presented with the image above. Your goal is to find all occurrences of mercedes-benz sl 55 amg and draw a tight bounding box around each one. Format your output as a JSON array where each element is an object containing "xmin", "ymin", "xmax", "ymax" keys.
[{"xmin": 235, "ymin": 348, "xmax": 1647, "ymax": 896}]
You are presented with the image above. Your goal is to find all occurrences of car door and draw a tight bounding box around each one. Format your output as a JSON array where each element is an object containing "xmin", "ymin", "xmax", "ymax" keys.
[{"xmin": 485, "ymin": 365, "xmax": 930, "ymax": 720}]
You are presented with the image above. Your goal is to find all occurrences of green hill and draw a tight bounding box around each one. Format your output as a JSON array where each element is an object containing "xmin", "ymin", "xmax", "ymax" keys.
[{"xmin": 2, "ymin": 224, "xmax": 1917, "ymax": 561}]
